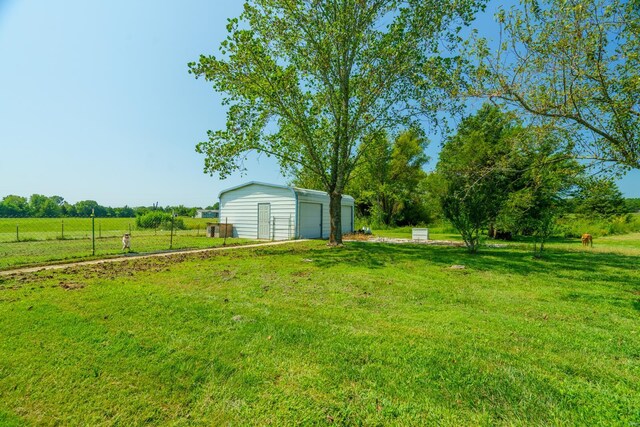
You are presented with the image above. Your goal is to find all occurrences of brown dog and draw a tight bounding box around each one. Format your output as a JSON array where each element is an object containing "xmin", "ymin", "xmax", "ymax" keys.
[{"xmin": 581, "ymin": 233, "xmax": 593, "ymax": 247}]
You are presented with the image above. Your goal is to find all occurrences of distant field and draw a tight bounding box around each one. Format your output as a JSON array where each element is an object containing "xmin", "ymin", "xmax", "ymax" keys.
[
  {"xmin": 0, "ymin": 217, "xmax": 217, "ymax": 242},
  {"xmin": 0, "ymin": 238, "xmax": 638, "ymax": 424},
  {"xmin": 0, "ymin": 217, "xmax": 254, "ymax": 270}
]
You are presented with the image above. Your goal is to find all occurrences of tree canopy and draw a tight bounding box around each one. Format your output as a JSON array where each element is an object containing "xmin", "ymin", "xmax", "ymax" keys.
[
  {"xmin": 571, "ymin": 177, "xmax": 628, "ymax": 217},
  {"xmin": 436, "ymin": 105, "xmax": 519, "ymax": 252},
  {"xmin": 189, "ymin": 0, "xmax": 486, "ymax": 244},
  {"xmin": 470, "ymin": 0, "xmax": 640, "ymax": 170},
  {"xmin": 347, "ymin": 129, "xmax": 430, "ymax": 227},
  {"xmin": 0, "ymin": 195, "xmax": 180, "ymax": 219},
  {"xmin": 436, "ymin": 104, "xmax": 580, "ymax": 253}
]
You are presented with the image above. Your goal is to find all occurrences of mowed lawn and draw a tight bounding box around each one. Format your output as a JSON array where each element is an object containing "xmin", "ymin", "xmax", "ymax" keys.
[{"xmin": 0, "ymin": 240, "xmax": 638, "ymax": 425}]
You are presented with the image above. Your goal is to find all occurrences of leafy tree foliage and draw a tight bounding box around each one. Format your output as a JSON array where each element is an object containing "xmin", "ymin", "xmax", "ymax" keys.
[
  {"xmin": 189, "ymin": 0, "xmax": 486, "ymax": 244},
  {"xmin": 165, "ymin": 205, "xmax": 198, "ymax": 218},
  {"xmin": 626, "ymin": 198, "xmax": 640, "ymax": 213},
  {"xmin": 74, "ymin": 200, "xmax": 106, "ymax": 217},
  {"xmin": 348, "ymin": 129, "xmax": 430, "ymax": 226},
  {"xmin": 497, "ymin": 130, "xmax": 579, "ymax": 255},
  {"xmin": 436, "ymin": 104, "xmax": 580, "ymax": 253},
  {"xmin": 114, "ymin": 206, "xmax": 136, "ymax": 218},
  {"xmin": 0, "ymin": 195, "xmax": 29, "ymax": 217},
  {"xmin": 292, "ymin": 129, "xmax": 434, "ymax": 227},
  {"xmin": 571, "ymin": 177, "xmax": 628, "ymax": 217},
  {"xmin": 28, "ymin": 194, "xmax": 63, "ymax": 218},
  {"xmin": 0, "ymin": 195, "xmax": 174, "ymax": 218},
  {"xmin": 436, "ymin": 105, "xmax": 519, "ymax": 252},
  {"xmin": 470, "ymin": 0, "xmax": 640, "ymax": 170}
]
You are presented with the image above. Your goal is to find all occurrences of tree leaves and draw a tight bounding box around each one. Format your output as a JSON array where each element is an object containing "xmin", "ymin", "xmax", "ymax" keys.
[
  {"xmin": 190, "ymin": 0, "xmax": 486, "ymax": 242},
  {"xmin": 468, "ymin": 0, "xmax": 640, "ymax": 170}
]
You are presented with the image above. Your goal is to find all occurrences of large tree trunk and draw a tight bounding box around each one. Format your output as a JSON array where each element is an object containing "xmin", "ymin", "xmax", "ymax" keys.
[{"xmin": 328, "ymin": 192, "xmax": 343, "ymax": 245}]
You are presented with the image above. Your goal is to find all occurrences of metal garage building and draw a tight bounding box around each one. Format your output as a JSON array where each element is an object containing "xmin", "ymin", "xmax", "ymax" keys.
[{"xmin": 218, "ymin": 182, "xmax": 355, "ymax": 240}]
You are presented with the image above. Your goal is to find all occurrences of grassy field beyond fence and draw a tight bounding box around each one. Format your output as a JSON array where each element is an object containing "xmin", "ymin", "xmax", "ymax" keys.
[
  {"xmin": 0, "ymin": 217, "xmax": 256, "ymax": 270},
  {"xmin": 0, "ymin": 217, "xmax": 217, "ymax": 242}
]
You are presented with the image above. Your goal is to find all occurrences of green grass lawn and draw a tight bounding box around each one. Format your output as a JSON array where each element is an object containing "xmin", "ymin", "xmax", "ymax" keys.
[
  {"xmin": 0, "ymin": 238, "xmax": 638, "ymax": 425},
  {"xmin": 371, "ymin": 226, "xmax": 462, "ymax": 242}
]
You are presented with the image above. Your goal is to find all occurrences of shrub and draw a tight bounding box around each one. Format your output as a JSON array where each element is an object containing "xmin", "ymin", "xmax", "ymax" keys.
[
  {"xmin": 136, "ymin": 211, "xmax": 185, "ymax": 230},
  {"xmin": 556, "ymin": 213, "xmax": 640, "ymax": 238}
]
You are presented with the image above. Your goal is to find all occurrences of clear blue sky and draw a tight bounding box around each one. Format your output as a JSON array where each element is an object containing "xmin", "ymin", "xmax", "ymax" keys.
[{"xmin": 0, "ymin": 1, "xmax": 638, "ymax": 208}]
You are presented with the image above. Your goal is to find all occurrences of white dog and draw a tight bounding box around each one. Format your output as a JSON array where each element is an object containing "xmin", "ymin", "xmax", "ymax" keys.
[{"xmin": 122, "ymin": 233, "xmax": 131, "ymax": 251}]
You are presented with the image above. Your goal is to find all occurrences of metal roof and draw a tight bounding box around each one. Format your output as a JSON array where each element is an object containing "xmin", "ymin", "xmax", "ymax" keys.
[{"xmin": 218, "ymin": 181, "xmax": 355, "ymax": 201}]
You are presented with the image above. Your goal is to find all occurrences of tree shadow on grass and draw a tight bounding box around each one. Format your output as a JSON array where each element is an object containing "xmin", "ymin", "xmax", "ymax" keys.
[{"xmin": 303, "ymin": 242, "xmax": 639, "ymax": 289}]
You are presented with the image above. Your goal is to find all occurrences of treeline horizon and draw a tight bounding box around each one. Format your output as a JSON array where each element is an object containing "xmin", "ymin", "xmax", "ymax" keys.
[{"xmin": 0, "ymin": 194, "xmax": 219, "ymax": 218}]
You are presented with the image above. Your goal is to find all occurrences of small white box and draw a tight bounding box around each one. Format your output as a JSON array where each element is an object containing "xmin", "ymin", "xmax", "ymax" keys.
[{"xmin": 412, "ymin": 228, "xmax": 429, "ymax": 241}]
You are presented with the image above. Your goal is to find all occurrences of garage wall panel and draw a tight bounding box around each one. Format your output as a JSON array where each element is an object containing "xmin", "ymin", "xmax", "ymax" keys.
[{"xmin": 220, "ymin": 184, "xmax": 296, "ymax": 239}]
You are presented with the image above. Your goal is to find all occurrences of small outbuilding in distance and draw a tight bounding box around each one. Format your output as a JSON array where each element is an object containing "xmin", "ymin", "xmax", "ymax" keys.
[
  {"xmin": 218, "ymin": 182, "xmax": 355, "ymax": 240},
  {"xmin": 194, "ymin": 209, "xmax": 219, "ymax": 219}
]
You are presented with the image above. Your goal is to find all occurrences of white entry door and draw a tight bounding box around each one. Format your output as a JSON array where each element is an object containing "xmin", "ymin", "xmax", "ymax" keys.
[
  {"xmin": 299, "ymin": 202, "xmax": 322, "ymax": 238},
  {"xmin": 258, "ymin": 203, "xmax": 271, "ymax": 239}
]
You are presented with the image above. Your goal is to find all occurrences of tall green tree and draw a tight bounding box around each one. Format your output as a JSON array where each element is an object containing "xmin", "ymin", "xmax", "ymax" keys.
[
  {"xmin": 436, "ymin": 105, "xmax": 519, "ymax": 252},
  {"xmin": 497, "ymin": 129, "xmax": 579, "ymax": 256},
  {"xmin": 189, "ymin": 0, "xmax": 485, "ymax": 244},
  {"xmin": 28, "ymin": 194, "xmax": 63, "ymax": 218},
  {"xmin": 572, "ymin": 177, "xmax": 628, "ymax": 217},
  {"xmin": 470, "ymin": 0, "xmax": 640, "ymax": 170},
  {"xmin": 438, "ymin": 105, "xmax": 581, "ymax": 254},
  {"xmin": 0, "ymin": 195, "xmax": 29, "ymax": 217},
  {"xmin": 348, "ymin": 129, "xmax": 429, "ymax": 226},
  {"xmin": 626, "ymin": 198, "xmax": 640, "ymax": 213},
  {"xmin": 73, "ymin": 200, "xmax": 106, "ymax": 217}
]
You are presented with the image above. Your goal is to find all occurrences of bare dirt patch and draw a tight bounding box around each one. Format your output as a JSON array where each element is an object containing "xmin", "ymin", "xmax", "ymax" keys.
[
  {"xmin": 342, "ymin": 233, "xmax": 372, "ymax": 241},
  {"xmin": 0, "ymin": 240, "xmax": 308, "ymax": 279},
  {"xmin": 59, "ymin": 282, "xmax": 85, "ymax": 291}
]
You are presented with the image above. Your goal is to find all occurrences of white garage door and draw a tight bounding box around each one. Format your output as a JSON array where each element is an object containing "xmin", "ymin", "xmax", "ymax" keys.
[
  {"xmin": 299, "ymin": 202, "xmax": 322, "ymax": 238},
  {"xmin": 341, "ymin": 205, "xmax": 353, "ymax": 234}
]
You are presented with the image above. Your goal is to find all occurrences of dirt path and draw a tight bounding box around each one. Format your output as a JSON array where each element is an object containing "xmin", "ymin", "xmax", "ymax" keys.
[{"xmin": 0, "ymin": 240, "xmax": 309, "ymax": 277}]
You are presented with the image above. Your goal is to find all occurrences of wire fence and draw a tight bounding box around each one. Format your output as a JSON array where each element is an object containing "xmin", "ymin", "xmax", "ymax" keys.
[
  {"xmin": 0, "ymin": 215, "xmax": 247, "ymax": 270},
  {"xmin": 271, "ymin": 216, "xmax": 295, "ymax": 240}
]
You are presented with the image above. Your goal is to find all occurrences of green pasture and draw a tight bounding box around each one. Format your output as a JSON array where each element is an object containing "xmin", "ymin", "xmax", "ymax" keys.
[
  {"xmin": 373, "ymin": 226, "xmax": 640, "ymax": 257},
  {"xmin": 0, "ymin": 217, "xmax": 253, "ymax": 270},
  {"xmin": 0, "ymin": 217, "xmax": 216, "ymax": 242},
  {"xmin": 2, "ymin": 216, "xmax": 637, "ymax": 271},
  {"xmin": 0, "ymin": 237, "xmax": 638, "ymax": 425}
]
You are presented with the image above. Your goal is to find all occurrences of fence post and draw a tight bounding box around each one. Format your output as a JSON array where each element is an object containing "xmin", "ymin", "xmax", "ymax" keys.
[
  {"xmin": 170, "ymin": 210, "xmax": 174, "ymax": 249},
  {"xmin": 91, "ymin": 209, "xmax": 95, "ymax": 256},
  {"xmin": 16, "ymin": 225, "xmax": 19, "ymax": 242},
  {"xmin": 61, "ymin": 219, "xmax": 64, "ymax": 240},
  {"xmin": 272, "ymin": 217, "xmax": 276, "ymax": 241},
  {"xmin": 223, "ymin": 217, "xmax": 228, "ymax": 246}
]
